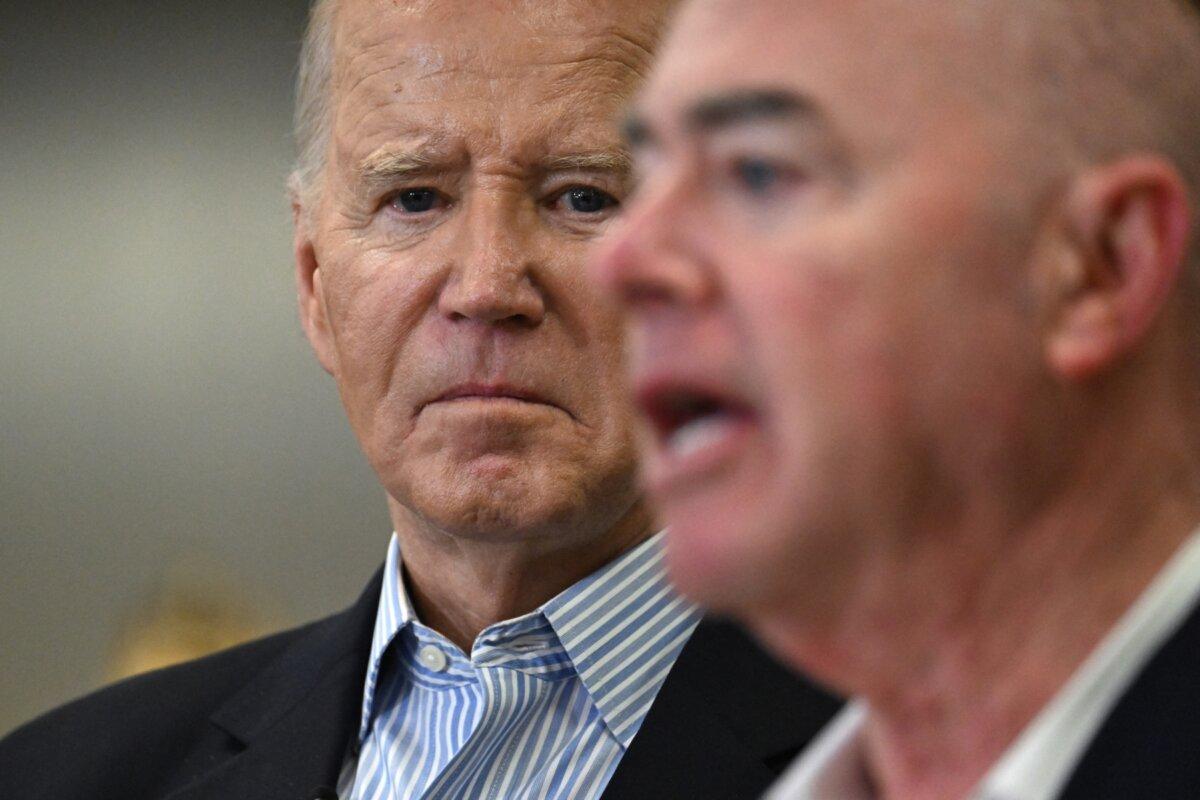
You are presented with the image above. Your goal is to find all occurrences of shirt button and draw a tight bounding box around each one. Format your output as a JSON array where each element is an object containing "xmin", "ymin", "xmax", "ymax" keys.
[{"xmin": 417, "ymin": 644, "xmax": 448, "ymax": 672}]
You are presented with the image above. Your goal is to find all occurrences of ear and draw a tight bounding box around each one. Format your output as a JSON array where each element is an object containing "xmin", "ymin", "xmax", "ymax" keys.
[
  {"xmin": 1045, "ymin": 157, "xmax": 1191, "ymax": 381},
  {"xmin": 293, "ymin": 202, "xmax": 338, "ymax": 376}
]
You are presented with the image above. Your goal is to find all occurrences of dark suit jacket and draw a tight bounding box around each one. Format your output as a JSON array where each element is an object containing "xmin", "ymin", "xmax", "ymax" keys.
[
  {"xmin": 0, "ymin": 568, "xmax": 842, "ymax": 800},
  {"xmin": 1057, "ymin": 599, "xmax": 1200, "ymax": 800}
]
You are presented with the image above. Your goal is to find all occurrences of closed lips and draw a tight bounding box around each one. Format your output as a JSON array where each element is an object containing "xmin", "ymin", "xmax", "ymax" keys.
[{"xmin": 425, "ymin": 384, "xmax": 560, "ymax": 410}]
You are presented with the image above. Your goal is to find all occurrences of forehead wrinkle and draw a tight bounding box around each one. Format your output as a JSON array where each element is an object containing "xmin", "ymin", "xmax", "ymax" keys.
[
  {"xmin": 334, "ymin": 52, "xmax": 408, "ymax": 132},
  {"xmin": 538, "ymin": 27, "xmax": 661, "ymax": 81},
  {"xmin": 544, "ymin": 27, "xmax": 659, "ymax": 79},
  {"xmin": 329, "ymin": 0, "xmax": 669, "ymax": 120},
  {"xmin": 337, "ymin": 10, "xmax": 657, "ymax": 84},
  {"xmin": 328, "ymin": 2, "xmax": 668, "ymax": 180},
  {"xmin": 400, "ymin": 48, "xmax": 650, "ymax": 103},
  {"xmin": 542, "ymin": 55, "xmax": 648, "ymax": 100}
]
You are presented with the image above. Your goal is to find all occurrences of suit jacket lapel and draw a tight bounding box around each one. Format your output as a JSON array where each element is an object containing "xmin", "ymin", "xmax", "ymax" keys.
[
  {"xmin": 157, "ymin": 576, "xmax": 841, "ymax": 800},
  {"xmin": 1059, "ymin": 600, "xmax": 1200, "ymax": 800},
  {"xmin": 166, "ymin": 569, "xmax": 383, "ymax": 800},
  {"xmin": 603, "ymin": 619, "xmax": 842, "ymax": 800}
]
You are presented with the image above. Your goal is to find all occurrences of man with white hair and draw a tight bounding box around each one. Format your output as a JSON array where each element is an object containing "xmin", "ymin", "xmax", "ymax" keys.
[
  {"xmin": 0, "ymin": 1, "xmax": 839, "ymax": 798},
  {"xmin": 593, "ymin": 0, "xmax": 1200, "ymax": 798}
]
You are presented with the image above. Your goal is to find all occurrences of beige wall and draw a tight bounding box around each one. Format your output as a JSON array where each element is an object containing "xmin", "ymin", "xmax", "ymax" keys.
[{"xmin": 0, "ymin": 1, "xmax": 391, "ymax": 734}]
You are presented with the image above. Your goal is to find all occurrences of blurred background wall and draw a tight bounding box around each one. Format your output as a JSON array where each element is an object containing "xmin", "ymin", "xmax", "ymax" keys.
[{"xmin": 0, "ymin": 1, "xmax": 393, "ymax": 734}]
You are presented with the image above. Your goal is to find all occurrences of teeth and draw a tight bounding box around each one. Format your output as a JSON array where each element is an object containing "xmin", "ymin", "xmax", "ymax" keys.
[{"xmin": 666, "ymin": 414, "xmax": 736, "ymax": 460}]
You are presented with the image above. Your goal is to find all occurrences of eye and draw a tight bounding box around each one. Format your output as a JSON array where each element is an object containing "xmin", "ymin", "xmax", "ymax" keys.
[
  {"xmin": 388, "ymin": 188, "xmax": 443, "ymax": 214},
  {"xmin": 732, "ymin": 158, "xmax": 796, "ymax": 197},
  {"xmin": 557, "ymin": 186, "xmax": 619, "ymax": 214}
]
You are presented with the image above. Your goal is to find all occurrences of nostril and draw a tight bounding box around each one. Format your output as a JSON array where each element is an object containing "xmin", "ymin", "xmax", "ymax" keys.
[
  {"xmin": 438, "ymin": 276, "xmax": 545, "ymax": 325},
  {"xmin": 441, "ymin": 294, "xmax": 544, "ymax": 327},
  {"xmin": 621, "ymin": 282, "xmax": 684, "ymax": 307}
]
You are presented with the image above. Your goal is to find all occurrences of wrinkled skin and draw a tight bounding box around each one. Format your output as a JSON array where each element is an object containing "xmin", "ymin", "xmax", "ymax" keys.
[{"xmin": 295, "ymin": 0, "xmax": 672, "ymax": 639}]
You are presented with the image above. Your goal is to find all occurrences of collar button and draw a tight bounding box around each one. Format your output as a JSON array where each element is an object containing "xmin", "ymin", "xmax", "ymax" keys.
[{"xmin": 417, "ymin": 643, "xmax": 449, "ymax": 672}]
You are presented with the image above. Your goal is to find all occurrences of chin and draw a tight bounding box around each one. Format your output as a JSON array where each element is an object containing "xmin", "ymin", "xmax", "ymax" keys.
[
  {"xmin": 407, "ymin": 480, "xmax": 566, "ymax": 541},
  {"xmin": 376, "ymin": 413, "xmax": 645, "ymax": 542},
  {"xmin": 659, "ymin": 490, "xmax": 776, "ymax": 613},
  {"xmin": 660, "ymin": 463, "xmax": 834, "ymax": 619},
  {"xmin": 395, "ymin": 457, "xmax": 625, "ymax": 544}
]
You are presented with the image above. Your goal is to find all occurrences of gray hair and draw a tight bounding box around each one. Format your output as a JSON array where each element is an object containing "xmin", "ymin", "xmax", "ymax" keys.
[
  {"xmin": 952, "ymin": 0, "xmax": 1200, "ymax": 303},
  {"xmin": 1041, "ymin": 1, "xmax": 1200, "ymax": 298},
  {"xmin": 288, "ymin": 0, "xmax": 338, "ymax": 215}
]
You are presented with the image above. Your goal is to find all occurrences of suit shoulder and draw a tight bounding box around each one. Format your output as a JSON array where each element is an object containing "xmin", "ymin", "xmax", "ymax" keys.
[{"xmin": 0, "ymin": 616, "xmax": 329, "ymax": 797}]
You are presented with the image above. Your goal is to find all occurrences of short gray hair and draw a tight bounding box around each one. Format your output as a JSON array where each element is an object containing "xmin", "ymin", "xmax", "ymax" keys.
[
  {"xmin": 955, "ymin": 0, "xmax": 1200, "ymax": 301},
  {"xmin": 288, "ymin": 0, "xmax": 338, "ymax": 213}
]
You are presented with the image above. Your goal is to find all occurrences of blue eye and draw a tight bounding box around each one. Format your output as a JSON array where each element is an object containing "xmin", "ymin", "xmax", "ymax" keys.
[
  {"xmin": 562, "ymin": 186, "xmax": 618, "ymax": 214},
  {"xmin": 391, "ymin": 188, "xmax": 440, "ymax": 213},
  {"xmin": 734, "ymin": 159, "xmax": 784, "ymax": 195}
]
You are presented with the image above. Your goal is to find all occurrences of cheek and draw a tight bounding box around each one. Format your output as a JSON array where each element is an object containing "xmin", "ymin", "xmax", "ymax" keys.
[
  {"xmin": 734, "ymin": 250, "xmax": 902, "ymax": 422},
  {"xmin": 551, "ymin": 271, "xmax": 638, "ymax": 438},
  {"xmin": 727, "ymin": 250, "xmax": 919, "ymax": 514},
  {"xmin": 321, "ymin": 250, "xmax": 437, "ymax": 442}
]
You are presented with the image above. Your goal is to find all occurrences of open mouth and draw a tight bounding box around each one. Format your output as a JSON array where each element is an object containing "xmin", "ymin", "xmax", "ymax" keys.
[{"xmin": 640, "ymin": 385, "xmax": 757, "ymax": 463}]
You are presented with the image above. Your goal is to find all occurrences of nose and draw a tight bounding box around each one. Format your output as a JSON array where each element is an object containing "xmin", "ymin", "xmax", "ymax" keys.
[
  {"xmin": 438, "ymin": 194, "xmax": 546, "ymax": 327},
  {"xmin": 588, "ymin": 172, "xmax": 713, "ymax": 311}
]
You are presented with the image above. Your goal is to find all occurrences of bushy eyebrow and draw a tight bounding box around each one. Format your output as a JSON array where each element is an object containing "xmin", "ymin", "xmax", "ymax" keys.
[
  {"xmin": 356, "ymin": 149, "xmax": 441, "ymax": 186},
  {"xmin": 687, "ymin": 89, "xmax": 817, "ymax": 131},
  {"xmin": 541, "ymin": 150, "xmax": 632, "ymax": 175},
  {"xmin": 354, "ymin": 146, "xmax": 632, "ymax": 190},
  {"xmin": 623, "ymin": 87, "xmax": 823, "ymax": 148}
]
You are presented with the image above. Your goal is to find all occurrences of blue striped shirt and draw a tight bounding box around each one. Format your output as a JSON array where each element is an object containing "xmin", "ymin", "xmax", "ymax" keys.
[{"xmin": 337, "ymin": 531, "xmax": 701, "ymax": 800}]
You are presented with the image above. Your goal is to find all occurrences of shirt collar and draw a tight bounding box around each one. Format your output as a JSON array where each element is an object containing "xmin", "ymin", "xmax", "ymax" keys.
[
  {"xmin": 975, "ymin": 525, "xmax": 1200, "ymax": 800},
  {"xmin": 765, "ymin": 526, "xmax": 1200, "ymax": 800},
  {"xmin": 543, "ymin": 532, "xmax": 702, "ymax": 748},
  {"xmin": 356, "ymin": 532, "xmax": 419, "ymax": 743},
  {"xmin": 762, "ymin": 701, "xmax": 873, "ymax": 800},
  {"xmin": 356, "ymin": 531, "xmax": 701, "ymax": 749}
]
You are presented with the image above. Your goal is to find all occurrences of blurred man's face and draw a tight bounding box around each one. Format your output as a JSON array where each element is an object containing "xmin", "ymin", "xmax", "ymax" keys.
[
  {"xmin": 592, "ymin": 0, "xmax": 1056, "ymax": 618},
  {"xmin": 299, "ymin": 0, "xmax": 665, "ymax": 545}
]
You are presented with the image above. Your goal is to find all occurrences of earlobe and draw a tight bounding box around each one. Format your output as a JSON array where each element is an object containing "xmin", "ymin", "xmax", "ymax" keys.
[
  {"xmin": 1044, "ymin": 158, "xmax": 1190, "ymax": 381},
  {"xmin": 293, "ymin": 221, "xmax": 338, "ymax": 376}
]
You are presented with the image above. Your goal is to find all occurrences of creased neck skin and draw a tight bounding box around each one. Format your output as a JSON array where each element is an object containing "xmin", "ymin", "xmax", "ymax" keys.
[
  {"xmin": 390, "ymin": 495, "xmax": 657, "ymax": 653},
  {"xmin": 293, "ymin": 0, "xmax": 678, "ymax": 657},
  {"xmin": 756, "ymin": 389, "xmax": 1200, "ymax": 800}
]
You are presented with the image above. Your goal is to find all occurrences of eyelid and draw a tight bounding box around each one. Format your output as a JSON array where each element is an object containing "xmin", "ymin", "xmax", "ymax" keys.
[
  {"xmin": 543, "ymin": 174, "xmax": 622, "ymax": 200},
  {"xmin": 542, "ymin": 185, "xmax": 621, "ymax": 221},
  {"xmin": 734, "ymin": 155, "xmax": 802, "ymax": 176},
  {"xmin": 369, "ymin": 169, "xmax": 456, "ymax": 200},
  {"xmin": 542, "ymin": 169, "xmax": 627, "ymax": 195},
  {"xmin": 380, "ymin": 186, "xmax": 451, "ymax": 217},
  {"xmin": 562, "ymin": 186, "xmax": 616, "ymax": 203},
  {"xmin": 725, "ymin": 155, "xmax": 807, "ymax": 193}
]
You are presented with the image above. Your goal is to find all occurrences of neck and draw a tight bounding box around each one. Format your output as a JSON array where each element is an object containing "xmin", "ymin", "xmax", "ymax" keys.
[
  {"xmin": 867, "ymin": 505, "xmax": 1194, "ymax": 800},
  {"xmin": 760, "ymin": 404, "xmax": 1200, "ymax": 800},
  {"xmin": 387, "ymin": 497, "xmax": 657, "ymax": 653}
]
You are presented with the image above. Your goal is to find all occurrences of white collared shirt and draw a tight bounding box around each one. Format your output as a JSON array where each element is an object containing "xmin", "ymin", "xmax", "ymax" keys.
[{"xmin": 766, "ymin": 526, "xmax": 1200, "ymax": 800}]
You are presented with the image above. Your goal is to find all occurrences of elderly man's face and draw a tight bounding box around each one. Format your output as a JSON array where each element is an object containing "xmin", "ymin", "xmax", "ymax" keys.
[
  {"xmin": 592, "ymin": 0, "xmax": 1056, "ymax": 616},
  {"xmin": 299, "ymin": 0, "xmax": 663, "ymax": 543}
]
